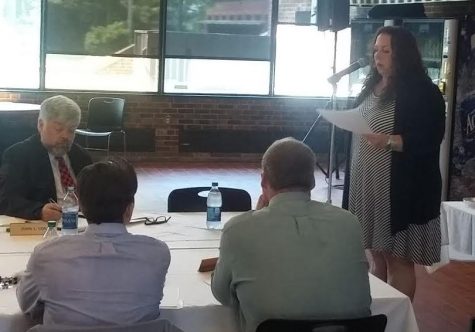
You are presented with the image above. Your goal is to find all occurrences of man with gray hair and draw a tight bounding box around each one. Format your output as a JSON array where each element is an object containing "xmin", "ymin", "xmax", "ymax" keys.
[
  {"xmin": 0, "ymin": 95, "xmax": 92, "ymax": 221},
  {"xmin": 211, "ymin": 137, "xmax": 371, "ymax": 332}
]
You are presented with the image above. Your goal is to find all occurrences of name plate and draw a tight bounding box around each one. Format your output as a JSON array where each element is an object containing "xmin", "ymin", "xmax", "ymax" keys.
[{"xmin": 9, "ymin": 222, "xmax": 47, "ymax": 236}]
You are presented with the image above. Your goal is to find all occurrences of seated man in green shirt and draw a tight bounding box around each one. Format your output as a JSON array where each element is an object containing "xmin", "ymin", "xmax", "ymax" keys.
[{"xmin": 211, "ymin": 137, "xmax": 371, "ymax": 332}]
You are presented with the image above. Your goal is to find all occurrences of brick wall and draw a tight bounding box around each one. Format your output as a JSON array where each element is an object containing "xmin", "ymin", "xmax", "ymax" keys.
[{"xmin": 0, "ymin": 91, "xmax": 326, "ymax": 162}]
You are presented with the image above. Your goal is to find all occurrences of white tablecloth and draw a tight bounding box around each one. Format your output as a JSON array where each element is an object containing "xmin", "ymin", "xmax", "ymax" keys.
[
  {"xmin": 441, "ymin": 201, "xmax": 475, "ymax": 259},
  {"xmin": 0, "ymin": 213, "xmax": 419, "ymax": 332}
]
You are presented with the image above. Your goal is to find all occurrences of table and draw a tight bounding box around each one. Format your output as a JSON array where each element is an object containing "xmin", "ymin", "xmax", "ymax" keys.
[
  {"xmin": 441, "ymin": 201, "xmax": 475, "ymax": 260},
  {"xmin": 0, "ymin": 213, "xmax": 419, "ymax": 332}
]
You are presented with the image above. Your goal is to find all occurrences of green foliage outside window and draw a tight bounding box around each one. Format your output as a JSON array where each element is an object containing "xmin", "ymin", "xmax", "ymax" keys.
[
  {"xmin": 46, "ymin": 0, "xmax": 159, "ymax": 55},
  {"xmin": 84, "ymin": 21, "xmax": 129, "ymax": 55},
  {"xmin": 166, "ymin": 0, "xmax": 214, "ymax": 32}
]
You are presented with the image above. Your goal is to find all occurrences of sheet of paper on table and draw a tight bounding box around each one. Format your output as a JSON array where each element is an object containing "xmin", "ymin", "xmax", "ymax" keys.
[
  {"xmin": 319, "ymin": 108, "xmax": 373, "ymax": 134},
  {"xmin": 161, "ymin": 287, "xmax": 183, "ymax": 309}
]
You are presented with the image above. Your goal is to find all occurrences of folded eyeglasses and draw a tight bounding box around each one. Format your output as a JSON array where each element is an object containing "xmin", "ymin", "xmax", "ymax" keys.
[
  {"xmin": 0, "ymin": 276, "xmax": 18, "ymax": 290},
  {"xmin": 131, "ymin": 216, "xmax": 171, "ymax": 225}
]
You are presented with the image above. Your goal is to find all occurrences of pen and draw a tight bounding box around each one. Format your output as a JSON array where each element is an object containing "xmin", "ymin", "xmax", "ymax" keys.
[{"xmin": 49, "ymin": 198, "xmax": 62, "ymax": 213}]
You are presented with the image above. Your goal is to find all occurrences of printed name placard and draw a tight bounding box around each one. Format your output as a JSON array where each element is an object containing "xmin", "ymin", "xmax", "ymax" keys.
[{"xmin": 9, "ymin": 222, "xmax": 47, "ymax": 236}]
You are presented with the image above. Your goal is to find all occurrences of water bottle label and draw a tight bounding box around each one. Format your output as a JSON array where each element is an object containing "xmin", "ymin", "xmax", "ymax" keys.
[
  {"xmin": 62, "ymin": 212, "xmax": 78, "ymax": 229},
  {"xmin": 207, "ymin": 207, "xmax": 221, "ymax": 222}
]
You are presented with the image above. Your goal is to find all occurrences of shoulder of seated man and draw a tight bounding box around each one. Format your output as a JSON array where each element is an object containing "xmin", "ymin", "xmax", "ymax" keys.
[{"xmin": 223, "ymin": 209, "xmax": 267, "ymax": 233}]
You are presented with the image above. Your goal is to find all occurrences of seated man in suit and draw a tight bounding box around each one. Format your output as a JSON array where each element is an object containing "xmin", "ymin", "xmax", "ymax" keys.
[
  {"xmin": 0, "ymin": 95, "xmax": 92, "ymax": 221},
  {"xmin": 211, "ymin": 137, "xmax": 371, "ymax": 332},
  {"xmin": 16, "ymin": 159, "xmax": 171, "ymax": 327}
]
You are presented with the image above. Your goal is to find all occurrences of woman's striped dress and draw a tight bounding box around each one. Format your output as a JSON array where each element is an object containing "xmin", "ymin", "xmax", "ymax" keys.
[{"xmin": 349, "ymin": 93, "xmax": 441, "ymax": 265}]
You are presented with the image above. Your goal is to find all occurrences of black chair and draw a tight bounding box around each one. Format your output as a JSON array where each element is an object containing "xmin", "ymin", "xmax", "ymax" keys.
[
  {"xmin": 75, "ymin": 97, "xmax": 126, "ymax": 157},
  {"xmin": 256, "ymin": 315, "xmax": 387, "ymax": 332},
  {"xmin": 167, "ymin": 187, "xmax": 252, "ymax": 212}
]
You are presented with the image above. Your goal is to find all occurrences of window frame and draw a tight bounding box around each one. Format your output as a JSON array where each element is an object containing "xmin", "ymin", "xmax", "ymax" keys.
[{"xmin": 5, "ymin": 0, "xmax": 352, "ymax": 98}]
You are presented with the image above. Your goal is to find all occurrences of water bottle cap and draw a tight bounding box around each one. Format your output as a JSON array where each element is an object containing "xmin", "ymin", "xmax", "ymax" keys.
[
  {"xmin": 212, "ymin": 182, "xmax": 218, "ymax": 186},
  {"xmin": 47, "ymin": 221, "xmax": 56, "ymax": 227}
]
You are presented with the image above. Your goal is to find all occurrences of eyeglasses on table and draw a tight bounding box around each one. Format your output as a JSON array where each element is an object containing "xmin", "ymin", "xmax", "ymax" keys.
[
  {"xmin": 0, "ymin": 276, "xmax": 18, "ymax": 290},
  {"xmin": 131, "ymin": 216, "xmax": 171, "ymax": 225}
]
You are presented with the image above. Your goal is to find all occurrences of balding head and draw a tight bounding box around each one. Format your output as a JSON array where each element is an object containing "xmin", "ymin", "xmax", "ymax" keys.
[{"xmin": 262, "ymin": 137, "xmax": 316, "ymax": 192}]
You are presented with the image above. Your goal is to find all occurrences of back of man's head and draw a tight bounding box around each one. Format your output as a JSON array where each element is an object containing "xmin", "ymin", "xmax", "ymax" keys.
[
  {"xmin": 77, "ymin": 158, "xmax": 137, "ymax": 224},
  {"xmin": 39, "ymin": 95, "xmax": 81, "ymax": 127},
  {"xmin": 262, "ymin": 137, "xmax": 316, "ymax": 192}
]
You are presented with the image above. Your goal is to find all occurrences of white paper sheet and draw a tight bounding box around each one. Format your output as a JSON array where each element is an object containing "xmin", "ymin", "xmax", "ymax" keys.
[
  {"xmin": 161, "ymin": 287, "xmax": 183, "ymax": 309},
  {"xmin": 319, "ymin": 108, "xmax": 373, "ymax": 134}
]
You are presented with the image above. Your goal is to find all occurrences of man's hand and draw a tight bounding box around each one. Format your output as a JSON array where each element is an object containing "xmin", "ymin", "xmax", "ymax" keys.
[
  {"xmin": 256, "ymin": 194, "xmax": 269, "ymax": 210},
  {"xmin": 41, "ymin": 203, "xmax": 62, "ymax": 221}
]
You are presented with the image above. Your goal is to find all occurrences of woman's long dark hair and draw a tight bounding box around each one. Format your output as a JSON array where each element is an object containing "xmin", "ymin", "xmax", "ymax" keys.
[{"xmin": 359, "ymin": 26, "xmax": 429, "ymax": 103}]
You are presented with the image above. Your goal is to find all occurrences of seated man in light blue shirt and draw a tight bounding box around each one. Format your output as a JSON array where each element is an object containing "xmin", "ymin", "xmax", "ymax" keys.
[
  {"xmin": 16, "ymin": 159, "xmax": 171, "ymax": 327},
  {"xmin": 211, "ymin": 137, "xmax": 371, "ymax": 332}
]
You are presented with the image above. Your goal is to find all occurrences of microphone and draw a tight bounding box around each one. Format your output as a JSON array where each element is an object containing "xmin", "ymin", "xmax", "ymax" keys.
[{"xmin": 327, "ymin": 58, "xmax": 369, "ymax": 84}]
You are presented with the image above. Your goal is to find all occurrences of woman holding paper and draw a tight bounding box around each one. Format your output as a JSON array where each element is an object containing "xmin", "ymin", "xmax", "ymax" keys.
[{"xmin": 346, "ymin": 26, "xmax": 445, "ymax": 300}]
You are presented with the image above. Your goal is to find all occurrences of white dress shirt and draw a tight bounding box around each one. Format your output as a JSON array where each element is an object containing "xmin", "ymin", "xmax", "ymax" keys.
[{"xmin": 16, "ymin": 223, "xmax": 171, "ymax": 326}]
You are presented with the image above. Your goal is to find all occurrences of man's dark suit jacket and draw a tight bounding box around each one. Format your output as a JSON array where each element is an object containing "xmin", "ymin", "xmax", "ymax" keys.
[{"xmin": 0, "ymin": 135, "xmax": 92, "ymax": 220}]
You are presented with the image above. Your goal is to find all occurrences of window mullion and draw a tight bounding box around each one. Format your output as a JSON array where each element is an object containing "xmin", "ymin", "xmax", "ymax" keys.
[{"xmin": 269, "ymin": 0, "xmax": 279, "ymax": 96}]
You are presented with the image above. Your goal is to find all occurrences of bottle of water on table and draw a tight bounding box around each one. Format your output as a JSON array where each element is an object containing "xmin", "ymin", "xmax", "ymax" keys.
[
  {"xmin": 207, "ymin": 182, "xmax": 222, "ymax": 230},
  {"xmin": 61, "ymin": 186, "xmax": 79, "ymax": 235},
  {"xmin": 43, "ymin": 220, "xmax": 59, "ymax": 240}
]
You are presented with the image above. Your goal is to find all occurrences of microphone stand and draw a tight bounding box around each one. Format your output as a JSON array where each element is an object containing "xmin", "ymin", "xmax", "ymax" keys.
[
  {"xmin": 326, "ymin": 29, "xmax": 339, "ymax": 204},
  {"xmin": 301, "ymin": 29, "xmax": 343, "ymax": 204}
]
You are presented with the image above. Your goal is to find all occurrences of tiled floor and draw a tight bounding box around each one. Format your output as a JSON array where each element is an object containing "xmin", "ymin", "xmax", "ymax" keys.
[
  {"xmin": 133, "ymin": 161, "xmax": 475, "ymax": 332},
  {"xmin": 134, "ymin": 162, "xmax": 345, "ymax": 213}
]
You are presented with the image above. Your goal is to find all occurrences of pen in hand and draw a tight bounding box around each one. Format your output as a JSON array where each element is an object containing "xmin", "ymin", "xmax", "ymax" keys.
[
  {"xmin": 50, "ymin": 198, "xmax": 85, "ymax": 219},
  {"xmin": 41, "ymin": 198, "xmax": 62, "ymax": 221},
  {"xmin": 48, "ymin": 198, "xmax": 61, "ymax": 210}
]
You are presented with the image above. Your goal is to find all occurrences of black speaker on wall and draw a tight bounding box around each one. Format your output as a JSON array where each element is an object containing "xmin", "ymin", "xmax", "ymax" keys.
[{"xmin": 316, "ymin": 0, "xmax": 350, "ymax": 32}]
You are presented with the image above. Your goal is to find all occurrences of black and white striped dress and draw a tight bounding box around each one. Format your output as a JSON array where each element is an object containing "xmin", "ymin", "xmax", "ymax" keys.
[{"xmin": 349, "ymin": 93, "xmax": 441, "ymax": 266}]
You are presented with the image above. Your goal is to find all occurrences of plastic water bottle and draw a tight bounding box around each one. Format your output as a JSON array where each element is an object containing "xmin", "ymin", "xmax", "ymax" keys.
[
  {"xmin": 43, "ymin": 221, "xmax": 59, "ymax": 240},
  {"xmin": 206, "ymin": 182, "xmax": 222, "ymax": 230},
  {"xmin": 61, "ymin": 187, "xmax": 79, "ymax": 235}
]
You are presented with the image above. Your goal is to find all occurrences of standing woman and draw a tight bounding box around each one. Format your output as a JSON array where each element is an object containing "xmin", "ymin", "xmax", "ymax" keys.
[{"xmin": 347, "ymin": 26, "xmax": 445, "ymax": 300}]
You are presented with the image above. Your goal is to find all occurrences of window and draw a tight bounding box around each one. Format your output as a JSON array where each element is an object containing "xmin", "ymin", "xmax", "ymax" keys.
[
  {"xmin": 274, "ymin": 25, "xmax": 351, "ymax": 97},
  {"xmin": 44, "ymin": 0, "xmax": 160, "ymax": 92},
  {"xmin": 164, "ymin": 0, "xmax": 272, "ymax": 94},
  {"xmin": 0, "ymin": 0, "xmax": 384, "ymax": 98},
  {"xmin": 164, "ymin": 58, "xmax": 270, "ymax": 94},
  {"xmin": 274, "ymin": 0, "xmax": 352, "ymax": 97},
  {"xmin": 0, "ymin": 0, "xmax": 41, "ymax": 89}
]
